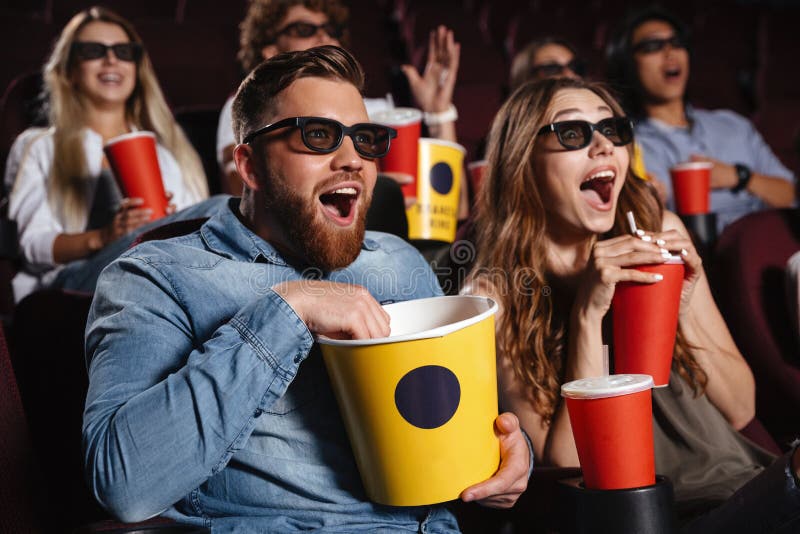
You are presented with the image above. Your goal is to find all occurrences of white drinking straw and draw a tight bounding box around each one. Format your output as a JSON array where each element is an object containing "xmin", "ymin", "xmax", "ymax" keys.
[
  {"xmin": 602, "ymin": 344, "xmax": 610, "ymax": 376},
  {"xmin": 626, "ymin": 210, "xmax": 650, "ymax": 240},
  {"xmin": 626, "ymin": 210, "xmax": 638, "ymax": 235}
]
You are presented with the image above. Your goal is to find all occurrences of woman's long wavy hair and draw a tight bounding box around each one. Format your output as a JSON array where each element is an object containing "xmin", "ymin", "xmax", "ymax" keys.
[
  {"xmin": 472, "ymin": 77, "xmax": 706, "ymax": 425},
  {"xmin": 43, "ymin": 6, "xmax": 208, "ymax": 231}
]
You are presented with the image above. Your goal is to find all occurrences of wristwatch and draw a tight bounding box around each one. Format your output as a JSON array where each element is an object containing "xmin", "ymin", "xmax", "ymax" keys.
[{"xmin": 732, "ymin": 163, "xmax": 752, "ymax": 193}]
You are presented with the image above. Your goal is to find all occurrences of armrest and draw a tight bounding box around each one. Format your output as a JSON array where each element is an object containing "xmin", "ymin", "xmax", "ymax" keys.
[
  {"xmin": 75, "ymin": 517, "xmax": 208, "ymax": 533},
  {"xmin": 454, "ymin": 466, "xmax": 582, "ymax": 534}
]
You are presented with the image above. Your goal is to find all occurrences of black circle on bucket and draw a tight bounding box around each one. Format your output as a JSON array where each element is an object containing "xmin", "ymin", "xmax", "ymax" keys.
[
  {"xmin": 430, "ymin": 162, "xmax": 454, "ymax": 195},
  {"xmin": 395, "ymin": 365, "xmax": 460, "ymax": 429}
]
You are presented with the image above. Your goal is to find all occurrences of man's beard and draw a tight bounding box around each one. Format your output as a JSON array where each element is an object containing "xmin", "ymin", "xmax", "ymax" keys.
[{"xmin": 264, "ymin": 170, "xmax": 371, "ymax": 272}]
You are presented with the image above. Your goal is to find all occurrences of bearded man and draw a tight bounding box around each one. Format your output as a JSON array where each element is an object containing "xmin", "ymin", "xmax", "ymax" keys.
[{"xmin": 83, "ymin": 46, "xmax": 530, "ymax": 532}]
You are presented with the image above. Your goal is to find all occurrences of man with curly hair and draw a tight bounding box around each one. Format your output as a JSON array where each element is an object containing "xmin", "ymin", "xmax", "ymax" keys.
[{"xmin": 216, "ymin": 0, "xmax": 461, "ymax": 201}]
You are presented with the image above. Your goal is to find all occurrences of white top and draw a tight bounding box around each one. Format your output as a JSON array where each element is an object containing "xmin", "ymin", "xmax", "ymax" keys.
[
  {"xmin": 561, "ymin": 374, "xmax": 655, "ymax": 400},
  {"xmin": 4, "ymin": 126, "xmax": 201, "ymax": 301},
  {"xmin": 216, "ymin": 93, "xmax": 395, "ymax": 165}
]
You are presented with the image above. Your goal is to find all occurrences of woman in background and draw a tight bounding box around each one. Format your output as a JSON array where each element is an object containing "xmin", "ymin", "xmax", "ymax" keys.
[
  {"xmin": 509, "ymin": 37, "xmax": 585, "ymax": 91},
  {"xmin": 5, "ymin": 6, "xmax": 209, "ymax": 301}
]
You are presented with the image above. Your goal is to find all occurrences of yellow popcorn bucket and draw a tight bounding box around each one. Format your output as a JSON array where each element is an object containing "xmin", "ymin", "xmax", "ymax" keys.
[
  {"xmin": 406, "ymin": 138, "xmax": 466, "ymax": 242},
  {"xmin": 318, "ymin": 295, "xmax": 500, "ymax": 506}
]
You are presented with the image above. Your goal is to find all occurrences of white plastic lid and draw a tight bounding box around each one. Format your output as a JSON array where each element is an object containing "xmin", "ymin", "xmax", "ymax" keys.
[
  {"xmin": 104, "ymin": 130, "xmax": 156, "ymax": 148},
  {"xmin": 670, "ymin": 161, "xmax": 713, "ymax": 171},
  {"xmin": 369, "ymin": 107, "xmax": 422, "ymax": 126},
  {"xmin": 561, "ymin": 374, "xmax": 654, "ymax": 400}
]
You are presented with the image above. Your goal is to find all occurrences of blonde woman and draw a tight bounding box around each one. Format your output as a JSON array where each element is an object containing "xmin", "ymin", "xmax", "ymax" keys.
[
  {"xmin": 466, "ymin": 77, "xmax": 800, "ymax": 532},
  {"xmin": 5, "ymin": 6, "xmax": 209, "ymax": 302}
]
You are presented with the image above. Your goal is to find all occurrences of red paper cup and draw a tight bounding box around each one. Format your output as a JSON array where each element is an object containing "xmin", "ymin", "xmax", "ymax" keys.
[
  {"xmin": 669, "ymin": 162, "xmax": 712, "ymax": 215},
  {"xmin": 562, "ymin": 374, "xmax": 656, "ymax": 490},
  {"xmin": 104, "ymin": 131, "xmax": 168, "ymax": 220},
  {"xmin": 467, "ymin": 160, "xmax": 488, "ymax": 197},
  {"xmin": 612, "ymin": 257, "xmax": 685, "ymax": 387},
  {"xmin": 370, "ymin": 108, "xmax": 422, "ymax": 198}
]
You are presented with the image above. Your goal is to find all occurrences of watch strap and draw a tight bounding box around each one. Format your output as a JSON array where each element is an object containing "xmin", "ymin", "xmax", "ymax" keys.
[{"xmin": 732, "ymin": 163, "xmax": 752, "ymax": 193}]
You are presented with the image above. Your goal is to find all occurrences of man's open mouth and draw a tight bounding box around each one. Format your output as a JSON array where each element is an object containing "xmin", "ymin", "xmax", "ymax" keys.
[
  {"xmin": 580, "ymin": 170, "xmax": 615, "ymax": 206},
  {"xmin": 319, "ymin": 185, "xmax": 359, "ymax": 225},
  {"xmin": 664, "ymin": 67, "xmax": 682, "ymax": 81}
]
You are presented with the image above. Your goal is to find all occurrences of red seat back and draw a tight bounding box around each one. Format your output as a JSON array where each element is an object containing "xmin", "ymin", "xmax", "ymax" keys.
[
  {"xmin": 711, "ymin": 208, "xmax": 800, "ymax": 445},
  {"xmin": 10, "ymin": 289, "xmax": 101, "ymax": 529},
  {"xmin": 0, "ymin": 323, "xmax": 46, "ymax": 533}
]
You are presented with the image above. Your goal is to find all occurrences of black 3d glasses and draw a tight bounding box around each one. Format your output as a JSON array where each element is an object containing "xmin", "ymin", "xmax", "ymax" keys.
[
  {"xmin": 537, "ymin": 117, "xmax": 634, "ymax": 150},
  {"xmin": 275, "ymin": 21, "xmax": 343, "ymax": 40},
  {"xmin": 243, "ymin": 116, "xmax": 397, "ymax": 158},
  {"xmin": 632, "ymin": 35, "xmax": 687, "ymax": 54},
  {"xmin": 71, "ymin": 41, "xmax": 143, "ymax": 62},
  {"xmin": 531, "ymin": 58, "xmax": 587, "ymax": 78}
]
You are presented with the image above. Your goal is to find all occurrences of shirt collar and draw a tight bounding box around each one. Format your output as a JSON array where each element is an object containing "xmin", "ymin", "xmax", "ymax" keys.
[
  {"xmin": 200, "ymin": 197, "xmax": 380, "ymax": 266},
  {"xmin": 644, "ymin": 104, "xmax": 697, "ymax": 133}
]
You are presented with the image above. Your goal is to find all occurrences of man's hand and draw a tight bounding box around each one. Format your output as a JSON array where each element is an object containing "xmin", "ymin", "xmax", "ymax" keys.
[
  {"xmin": 460, "ymin": 412, "xmax": 530, "ymax": 508},
  {"xmin": 272, "ymin": 280, "xmax": 390, "ymax": 340},
  {"xmin": 689, "ymin": 154, "xmax": 737, "ymax": 189}
]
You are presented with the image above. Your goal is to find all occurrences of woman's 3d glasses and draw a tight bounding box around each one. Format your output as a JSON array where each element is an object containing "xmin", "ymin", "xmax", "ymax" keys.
[
  {"xmin": 71, "ymin": 41, "xmax": 143, "ymax": 62},
  {"xmin": 538, "ymin": 117, "xmax": 634, "ymax": 150}
]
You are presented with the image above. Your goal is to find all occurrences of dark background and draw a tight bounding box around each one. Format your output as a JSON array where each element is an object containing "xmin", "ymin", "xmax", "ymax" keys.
[{"xmin": 2, "ymin": 0, "xmax": 800, "ymax": 190}]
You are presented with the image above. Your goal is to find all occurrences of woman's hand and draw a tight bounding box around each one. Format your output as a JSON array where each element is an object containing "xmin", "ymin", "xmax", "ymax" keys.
[
  {"xmin": 100, "ymin": 197, "xmax": 152, "ymax": 247},
  {"xmin": 165, "ymin": 191, "xmax": 177, "ymax": 215},
  {"xmin": 574, "ymin": 235, "xmax": 669, "ymax": 322},
  {"xmin": 401, "ymin": 25, "xmax": 460, "ymax": 114},
  {"xmin": 641, "ymin": 228, "xmax": 702, "ymax": 316}
]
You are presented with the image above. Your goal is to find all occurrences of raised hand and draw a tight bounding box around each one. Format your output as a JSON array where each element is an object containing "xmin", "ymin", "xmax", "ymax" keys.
[{"xmin": 401, "ymin": 25, "xmax": 460, "ymax": 114}]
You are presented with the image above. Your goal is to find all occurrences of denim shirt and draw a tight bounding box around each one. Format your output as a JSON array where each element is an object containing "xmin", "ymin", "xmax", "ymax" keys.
[
  {"xmin": 635, "ymin": 107, "xmax": 795, "ymax": 232},
  {"xmin": 83, "ymin": 199, "xmax": 456, "ymax": 532}
]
